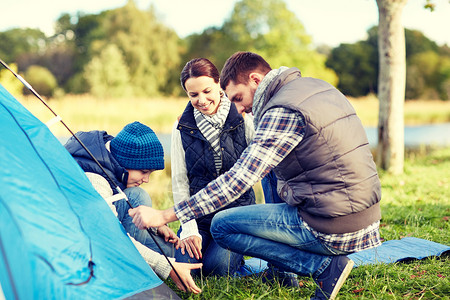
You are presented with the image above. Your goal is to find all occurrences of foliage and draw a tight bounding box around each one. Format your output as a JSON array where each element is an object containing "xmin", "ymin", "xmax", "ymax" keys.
[
  {"xmin": 326, "ymin": 26, "xmax": 449, "ymax": 99},
  {"xmin": 183, "ymin": 0, "xmax": 337, "ymax": 85},
  {"xmin": 326, "ymin": 42, "xmax": 377, "ymax": 96},
  {"xmin": 84, "ymin": 44, "xmax": 132, "ymax": 98},
  {"xmin": 1, "ymin": 0, "xmax": 448, "ymax": 100},
  {"xmin": 0, "ymin": 63, "xmax": 23, "ymax": 97},
  {"xmin": 99, "ymin": 1, "xmax": 181, "ymax": 96},
  {"xmin": 0, "ymin": 28, "xmax": 47, "ymax": 64},
  {"xmin": 222, "ymin": 0, "xmax": 337, "ymax": 84},
  {"xmin": 182, "ymin": 27, "xmax": 234, "ymax": 74},
  {"xmin": 23, "ymin": 65, "xmax": 58, "ymax": 97}
]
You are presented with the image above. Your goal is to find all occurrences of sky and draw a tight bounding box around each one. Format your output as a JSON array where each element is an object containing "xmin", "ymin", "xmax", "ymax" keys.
[{"xmin": 1, "ymin": 0, "xmax": 449, "ymax": 47}]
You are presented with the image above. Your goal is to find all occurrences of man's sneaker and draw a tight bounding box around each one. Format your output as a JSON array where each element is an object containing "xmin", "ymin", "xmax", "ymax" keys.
[
  {"xmin": 261, "ymin": 267, "xmax": 300, "ymax": 288},
  {"xmin": 311, "ymin": 256, "xmax": 354, "ymax": 300}
]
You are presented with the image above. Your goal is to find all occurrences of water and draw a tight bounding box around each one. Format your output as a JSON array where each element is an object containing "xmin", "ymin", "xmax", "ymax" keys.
[
  {"xmin": 365, "ymin": 123, "xmax": 450, "ymax": 148},
  {"xmin": 59, "ymin": 123, "xmax": 450, "ymax": 157}
]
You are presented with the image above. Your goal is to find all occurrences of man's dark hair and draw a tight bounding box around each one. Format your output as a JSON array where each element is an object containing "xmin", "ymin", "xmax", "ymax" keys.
[{"xmin": 220, "ymin": 52, "xmax": 272, "ymax": 91}]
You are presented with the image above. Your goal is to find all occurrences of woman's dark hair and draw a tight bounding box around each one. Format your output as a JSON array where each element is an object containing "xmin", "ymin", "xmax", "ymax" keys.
[{"xmin": 180, "ymin": 58, "xmax": 220, "ymax": 91}]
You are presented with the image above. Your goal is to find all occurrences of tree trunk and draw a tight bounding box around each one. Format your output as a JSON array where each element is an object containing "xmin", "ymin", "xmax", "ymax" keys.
[{"xmin": 376, "ymin": 0, "xmax": 407, "ymax": 174}]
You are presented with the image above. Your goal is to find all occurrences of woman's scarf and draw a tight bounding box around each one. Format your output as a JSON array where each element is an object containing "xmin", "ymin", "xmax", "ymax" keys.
[{"xmin": 194, "ymin": 96, "xmax": 231, "ymax": 172}]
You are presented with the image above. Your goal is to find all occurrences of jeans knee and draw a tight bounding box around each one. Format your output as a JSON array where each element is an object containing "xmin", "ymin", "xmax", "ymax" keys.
[
  {"xmin": 203, "ymin": 251, "xmax": 242, "ymax": 277},
  {"xmin": 210, "ymin": 211, "xmax": 226, "ymax": 240}
]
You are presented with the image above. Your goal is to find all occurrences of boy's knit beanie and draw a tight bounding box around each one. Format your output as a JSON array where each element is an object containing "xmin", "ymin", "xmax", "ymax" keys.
[{"xmin": 110, "ymin": 121, "xmax": 164, "ymax": 170}]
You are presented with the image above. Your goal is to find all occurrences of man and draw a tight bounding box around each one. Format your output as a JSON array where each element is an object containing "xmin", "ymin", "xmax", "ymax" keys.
[{"xmin": 129, "ymin": 52, "xmax": 381, "ymax": 299}]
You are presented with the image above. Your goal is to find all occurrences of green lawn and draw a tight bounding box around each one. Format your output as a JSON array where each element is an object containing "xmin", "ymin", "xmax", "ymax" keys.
[
  {"xmin": 161, "ymin": 147, "xmax": 449, "ymax": 299},
  {"xmin": 18, "ymin": 94, "xmax": 450, "ymax": 299}
]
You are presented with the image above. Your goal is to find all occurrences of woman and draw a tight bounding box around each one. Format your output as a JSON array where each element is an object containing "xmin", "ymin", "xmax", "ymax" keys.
[{"xmin": 171, "ymin": 58, "xmax": 255, "ymax": 277}]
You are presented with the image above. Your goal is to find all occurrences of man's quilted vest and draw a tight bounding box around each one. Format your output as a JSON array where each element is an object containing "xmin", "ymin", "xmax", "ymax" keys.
[{"xmin": 257, "ymin": 68, "xmax": 381, "ymax": 234}]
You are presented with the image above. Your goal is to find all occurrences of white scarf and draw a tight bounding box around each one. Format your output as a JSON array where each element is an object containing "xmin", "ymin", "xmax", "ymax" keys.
[{"xmin": 194, "ymin": 96, "xmax": 231, "ymax": 172}]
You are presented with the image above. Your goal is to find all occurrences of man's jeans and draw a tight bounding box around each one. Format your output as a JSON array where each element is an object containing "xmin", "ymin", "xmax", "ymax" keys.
[
  {"xmin": 211, "ymin": 203, "xmax": 344, "ymax": 278},
  {"xmin": 175, "ymin": 227, "xmax": 244, "ymax": 277},
  {"xmin": 114, "ymin": 186, "xmax": 174, "ymax": 257},
  {"xmin": 261, "ymin": 170, "xmax": 283, "ymax": 204}
]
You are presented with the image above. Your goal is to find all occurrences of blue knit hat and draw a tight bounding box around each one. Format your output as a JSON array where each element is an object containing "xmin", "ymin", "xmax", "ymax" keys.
[{"xmin": 110, "ymin": 121, "xmax": 164, "ymax": 170}]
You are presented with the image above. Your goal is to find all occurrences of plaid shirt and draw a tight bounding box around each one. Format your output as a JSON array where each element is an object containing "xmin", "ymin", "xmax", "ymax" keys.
[{"xmin": 174, "ymin": 107, "xmax": 381, "ymax": 253}]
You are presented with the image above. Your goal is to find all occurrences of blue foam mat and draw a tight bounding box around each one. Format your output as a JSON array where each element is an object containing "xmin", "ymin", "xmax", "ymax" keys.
[
  {"xmin": 237, "ymin": 237, "xmax": 450, "ymax": 277},
  {"xmin": 348, "ymin": 237, "xmax": 450, "ymax": 267}
]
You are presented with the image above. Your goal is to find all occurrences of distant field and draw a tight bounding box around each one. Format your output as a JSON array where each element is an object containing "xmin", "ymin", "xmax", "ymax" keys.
[
  {"xmin": 17, "ymin": 94, "xmax": 450, "ymax": 137},
  {"xmin": 348, "ymin": 94, "xmax": 450, "ymax": 127},
  {"xmin": 18, "ymin": 94, "xmax": 190, "ymax": 136}
]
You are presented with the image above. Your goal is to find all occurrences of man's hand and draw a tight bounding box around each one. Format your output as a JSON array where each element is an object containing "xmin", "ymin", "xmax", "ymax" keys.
[
  {"xmin": 179, "ymin": 236, "xmax": 202, "ymax": 260},
  {"xmin": 170, "ymin": 262, "xmax": 203, "ymax": 294},
  {"xmin": 129, "ymin": 206, "xmax": 177, "ymax": 229},
  {"xmin": 157, "ymin": 225, "xmax": 179, "ymax": 247}
]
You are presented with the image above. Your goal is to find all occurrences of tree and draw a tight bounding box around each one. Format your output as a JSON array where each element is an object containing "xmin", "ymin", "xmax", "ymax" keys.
[
  {"xmin": 24, "ymin": 65, "xmax": 58, "ymax": 97},
  {"xmin": 325, "ymin": 25, "xmax": 444, "ymax": 99},
  {"xmin": 183, "ymin": 26, "xmax": 235, "ymax": 72},
  {"xmin": 0, "ymin": 63, "xmax": 23, "ymax": 97},
  {"xmin": 375, "ymin": 0, "xmax": 442, "ymax": 173},
  {"xmin": 375, "ymin": 0, "xmax": 408, "ymax": 174},
  {"xmin": 0, "ymin": 28, "xmax": 47, "ymax": 65},
  {"xmin": 221, "ymin": 0, "xmax": 337, "ymax": 84},
  {"xmin": 326, "ymin": 42, "xmax": 378, "ymax": 96},
  {"xmin": 84, "ymin": 44, "xmax": 131, "ymax": 98},
  {"xmin": 101, "ymin": 0, "xmax": 181, "ymax": 96}
]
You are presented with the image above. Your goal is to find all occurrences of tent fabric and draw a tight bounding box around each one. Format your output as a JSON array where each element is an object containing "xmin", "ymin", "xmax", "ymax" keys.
[{"xmin": 0, "ymin": 84, "xmax": 179, "ymax": 299}]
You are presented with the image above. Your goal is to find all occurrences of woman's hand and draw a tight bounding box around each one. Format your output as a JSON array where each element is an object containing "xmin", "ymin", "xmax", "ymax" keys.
[
  {"xmin": 179, "ymin": 236, "xmax": 202, "ymax": 260},
  {"xmin": 157, "ymin": 225, "xmax": 179, "ymax": 247},
  {"xmin": 170, "ymin": 262, "xmax": 203, "ymax": 294}
]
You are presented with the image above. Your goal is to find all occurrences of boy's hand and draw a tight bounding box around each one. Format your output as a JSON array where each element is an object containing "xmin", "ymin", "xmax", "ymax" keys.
[{"xmin": 170, "ymin": 262, "xmax": 203, "ymax": 294}]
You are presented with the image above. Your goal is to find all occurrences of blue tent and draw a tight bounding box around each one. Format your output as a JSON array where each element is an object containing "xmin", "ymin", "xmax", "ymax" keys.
[{"xmin": 0, "ymin": 84, "xmax": 180, "ymax": 299}]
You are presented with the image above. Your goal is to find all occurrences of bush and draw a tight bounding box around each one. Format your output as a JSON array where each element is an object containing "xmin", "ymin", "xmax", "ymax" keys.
[{"xmin": 24, "ymin": 65, "xmax": 57, "ymax": 98}]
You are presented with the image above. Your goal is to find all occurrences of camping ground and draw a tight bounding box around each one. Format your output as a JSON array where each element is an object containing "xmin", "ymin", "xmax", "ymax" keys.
[
  {"xmin": 18, "ymin": 95, "xmax": 450, "ymax": 299},
  {"xmin": 158, "ymin": 146, "xmax": 449, "ymax": 299}
]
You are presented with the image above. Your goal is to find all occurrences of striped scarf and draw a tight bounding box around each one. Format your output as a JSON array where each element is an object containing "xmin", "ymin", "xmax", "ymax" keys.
[
  {"xmin": 194, "ymin": 96, "xmax": 231, "ymax": 172},
  {"xmin": 252, "ymin": 66, "xmax": 289, "ymax": 128}
]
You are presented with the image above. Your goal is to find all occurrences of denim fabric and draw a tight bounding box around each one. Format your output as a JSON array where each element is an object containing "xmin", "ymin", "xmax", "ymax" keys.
[
  {"xmin": 261, "ymin": 170, "xmax": 283, "ymax": 204},
  {"xmin": 114, "ymin": 186, "xmax": 174, "ymax": 257},
  {"xmin": 211, "ymin": 203, "xmax": 340, "ymax": 278},
  {"xmin": 175, "ymin": 228, "xmax": 244, "ymax": 277},
  {"xmin": 261, "ymin": 170, "xmax": 299, "ymax": 280}
]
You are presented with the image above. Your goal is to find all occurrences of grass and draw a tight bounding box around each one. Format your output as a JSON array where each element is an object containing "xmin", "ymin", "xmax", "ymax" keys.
[
  {"xmin": 16, "ymin": 94, "xmax": 450, "ymax": 299},
  {"xmin": 156, "ymin": 147, "xmax": 449, "ymax": 299},
  {"xmin": 18, "ymin": 94, "xmax": 190, "ymax": 136}
]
